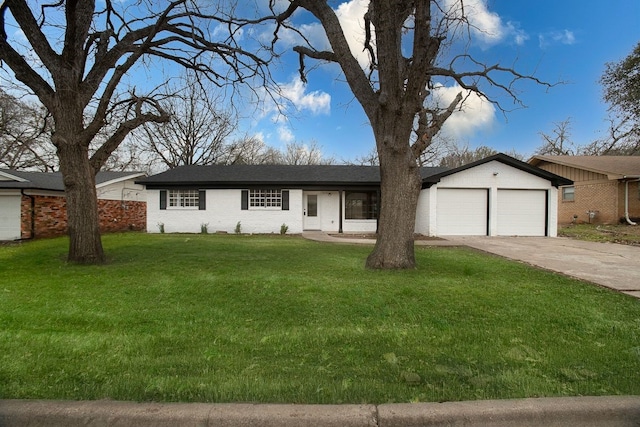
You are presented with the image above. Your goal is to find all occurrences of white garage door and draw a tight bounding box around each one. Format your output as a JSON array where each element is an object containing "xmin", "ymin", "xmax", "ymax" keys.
[
  {"xmin": 437, "ymin": 189, "xmax": 488, "ymax": 235},
  {"xmin": 0, "ymin": 195, "xmax": 21, "ymax": 240},
  {"xmin": 497, "ymin": 190, "xmax": 547, "ymax": 236}
]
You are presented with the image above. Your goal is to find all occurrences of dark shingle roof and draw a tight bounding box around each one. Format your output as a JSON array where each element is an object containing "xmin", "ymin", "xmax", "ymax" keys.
[
  {"xmin": 136, "ymin": 164, "xmax": 451, "ymax": 189},
  {"xmin": 136, "ymin": 155, "xmax": 571, "ymax": 189},
  {"xmin": 0, "ymin": 169, "xmax": 144, "ymax": 191}
]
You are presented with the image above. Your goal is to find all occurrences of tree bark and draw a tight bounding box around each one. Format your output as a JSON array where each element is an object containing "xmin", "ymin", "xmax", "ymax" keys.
[
  {"xmin": 57, "ymin": 142, "xmax": 105, "ymax": 264},
  {"xmin": 365, "ymin": 132, "xmax": 422, "ymax": 269}
]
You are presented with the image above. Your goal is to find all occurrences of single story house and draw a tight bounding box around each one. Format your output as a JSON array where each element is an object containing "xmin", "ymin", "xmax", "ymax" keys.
[
  {"xmin": 137, "ymin": 154, "xmax": 571, "ymax": 237},
  {"xmin": 0, "ymin": 169, "xmax": 147, "ymax": 240},
  {"xmin": 528, "ymin": 156, "xmax": 640, "ymax": 225}
]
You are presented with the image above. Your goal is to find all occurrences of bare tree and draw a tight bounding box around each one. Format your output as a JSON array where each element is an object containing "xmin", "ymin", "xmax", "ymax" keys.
[
  {"xmin": 136, "ymin": 72, "xmax": 238, "ymax": 169},
  {"xmin": 279, "ymin": 140, "xmax": 334, "ymax": 165},
  {"xmin": 0, "ymin": 90, "xmax": 56, "ymax": 171},
  {"xmin": 535, "ymin": 118, "xmax": 581, "ymax": 156},
  {"xmin": 0, "ymin": 1, "xmax": 272, "ymax": 263},
  {"xmin": 438, "ymin": 144, "xmax": 498, "ymax": 168},
  {"xmin": 350, "ymin": 147, "xmax": 379, "ymax": 166},
  {"xmin": 262, "ymin": 1, "xmax": 550, "ymax": 269}
]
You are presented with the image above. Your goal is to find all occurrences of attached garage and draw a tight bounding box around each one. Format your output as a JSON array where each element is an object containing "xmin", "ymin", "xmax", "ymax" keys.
[
  {"xmin": 496, "ymin": 189, "xmax": 547, "ymax": 236},
  {"xmin": 417, "ymin": 154, "xmax": 572, "ymax": 237},
  {"xmin": 436, "ymin": 188, "xmax": 488, "ymax": 235},
  {"xmin": 0, "ymin": 194, "xmax": 21, "ymax": 241}
]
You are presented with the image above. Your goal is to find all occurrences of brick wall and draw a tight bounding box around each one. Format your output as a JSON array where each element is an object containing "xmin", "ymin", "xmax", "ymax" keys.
[
  {"xmin": 558, "ymin": 181, "xmax": 619, "ymax": 224},
  {"xmin": 21, "ymin": 194, "xmax": 146, "ymax": 238}
]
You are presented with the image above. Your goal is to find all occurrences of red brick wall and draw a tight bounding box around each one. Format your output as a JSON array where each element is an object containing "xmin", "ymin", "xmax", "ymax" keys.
[
  {"xmin": 558, "ymin": 181, "xmax": 619, "ymax": 225},
  {"xmin": 21, "ymin": 194, "xmax": 146, "ymax": 239}
]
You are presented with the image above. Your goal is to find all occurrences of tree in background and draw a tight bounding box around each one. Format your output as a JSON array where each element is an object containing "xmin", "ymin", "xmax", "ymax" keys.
[
  {"xmin": 136, "ymin": 73, "xmax": 237, "ymax": 169},
  {"xmin": 597, "ymin": 41, "xmax": 640, "ymax": 155},
  {"xmin": 0, "ymin": 90, "xmax": 56, "ymax": 171},
  {"xmin": 0, "ymin": 0, "xmax": 273, "ymax": 263},
  {"xmin": 263, "ymin": 1, "xmax": 549, "ymax": 269},
  {"xmin": 535, "ymin": 118, "xmax": 582, "ymax": 156}
]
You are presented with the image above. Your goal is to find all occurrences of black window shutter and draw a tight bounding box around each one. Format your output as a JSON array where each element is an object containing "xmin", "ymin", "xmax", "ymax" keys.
[
  {"xmin": 281, "ymin": 190, "xmax": 289, "ymax": 210},
  {"xmin": 241, "ymin": 190, "xmax": 248, "ymax": 210},
  {"xmin": 198, "ymin": 190, "xmax": 206, "ymax": 210},
  {"xmin": 160, "ymin": 190, "xmax": 167, "ymax": 210}
]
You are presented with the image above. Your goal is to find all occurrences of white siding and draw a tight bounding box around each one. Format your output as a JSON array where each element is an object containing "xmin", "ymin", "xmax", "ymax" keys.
[
  {"xmin": 497, "ymin": 190, "xmax": 547, "ymax": 236},
  {"xmin": 96, "ymin": 179, "xmax": 146, "ymax": 202},
  {"xmin": 0, "ymin": 194, "xmax": 21, "ymax": 240},
  {"xmin": 433, "ymin": 161, "xmax": 559, "ymax": 237},
  {"xmin": 147, "ymin": 189, "xmax": 304, "ymax": 234}
]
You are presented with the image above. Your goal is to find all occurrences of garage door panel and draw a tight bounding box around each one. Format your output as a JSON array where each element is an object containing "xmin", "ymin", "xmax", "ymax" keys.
[
  {"xmin": 0, "ymin": 195, "xmax": 21, "ymax": 240},
  {"xmin": 497, "ymin": 190, "xmax": 546, "ymax": 236},
  {"xmin": 437, "ymin": 189, "xmax": 488, "ymax": 235}
]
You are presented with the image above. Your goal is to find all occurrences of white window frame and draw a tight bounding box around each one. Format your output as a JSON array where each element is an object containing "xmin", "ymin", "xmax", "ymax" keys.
[
  {"xmin": 249, "ymin": 189, "xmax": 282, "ymax": 209},
  {"xmin": 168, "ymin": 189, "xmax": 200, "ymax": 209}
]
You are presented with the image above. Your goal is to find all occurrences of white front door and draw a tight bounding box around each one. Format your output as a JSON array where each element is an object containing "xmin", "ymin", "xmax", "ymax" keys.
[{"xmin": 303, "ymin": 192, "xmax": 321, "ymax": 230}]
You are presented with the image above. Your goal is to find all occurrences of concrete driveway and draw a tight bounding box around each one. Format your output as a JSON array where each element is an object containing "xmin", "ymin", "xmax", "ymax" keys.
[{"xmin": 446, "ymin": 236, "xmax": 640, "ymax": 299}]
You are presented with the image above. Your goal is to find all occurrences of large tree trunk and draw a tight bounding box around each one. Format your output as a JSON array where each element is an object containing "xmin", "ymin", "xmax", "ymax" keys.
[
  {"xmin": 365, "ymin": 144, "xmax": 422, "ymax": 269},
  {"xmin": 57, "ymin": 142, "xmax": 105, "ymax": 264}
]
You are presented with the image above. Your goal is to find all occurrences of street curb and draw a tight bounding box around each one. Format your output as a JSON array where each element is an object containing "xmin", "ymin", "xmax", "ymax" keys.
[{"xmin": 1, "ymin": 396, "xmax": 639, "ymax": 426}]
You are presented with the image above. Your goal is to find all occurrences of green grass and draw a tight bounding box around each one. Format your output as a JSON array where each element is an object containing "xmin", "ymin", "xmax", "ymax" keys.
[
  {"xmin": 560, "ymin": 223, "xmax": 640, "ymax": 246},
  {"xmin": 0, "ymin": 233, "xmax": 639, "ymax": 404}
]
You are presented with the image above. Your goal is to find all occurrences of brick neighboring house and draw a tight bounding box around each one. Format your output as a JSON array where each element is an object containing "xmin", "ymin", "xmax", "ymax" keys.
[
  {"xmin": 528, "ymin": 156, "xmax": 640, "ymax": 225},
  {"xmin": 0, "ymin": 169, "xmax": 147, "ymax": 240}
]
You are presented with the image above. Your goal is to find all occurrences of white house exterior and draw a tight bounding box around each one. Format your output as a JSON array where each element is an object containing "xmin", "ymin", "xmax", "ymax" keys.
[{"xmin": 138, "ymin": 154, "xmax": 571, "ymax": 237}]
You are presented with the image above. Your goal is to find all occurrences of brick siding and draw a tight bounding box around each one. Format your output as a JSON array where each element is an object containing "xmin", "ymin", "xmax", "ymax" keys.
[
  {"xmin": 558, "ymin": 181, "xmax": 619, "ymax": 224},
  {"xmin": 21, "ymin": 194, "xmax": 146, "ymax": 239}
]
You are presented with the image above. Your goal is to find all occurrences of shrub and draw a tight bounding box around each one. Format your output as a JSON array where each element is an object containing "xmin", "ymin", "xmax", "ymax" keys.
[
  {"xmin": 235, "ymin": 221, "xmax": 242, "ymax": 234},
  {"xmin": 280, "ymin": 223, "xmax": 289, "ymax": 235},
  {"xmin": 200, "ymin": 223, "xmax": 209, "ymax": 234}
]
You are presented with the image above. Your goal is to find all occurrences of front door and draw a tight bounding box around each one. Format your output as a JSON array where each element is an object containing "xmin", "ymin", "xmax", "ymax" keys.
[{"xmin": 303, "ymin": 193, "xmax": 321, "ymax": 230}]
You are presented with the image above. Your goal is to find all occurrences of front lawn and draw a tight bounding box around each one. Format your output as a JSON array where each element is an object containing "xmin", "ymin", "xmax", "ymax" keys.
[
  {"xmin": 560, "ymin": 223, "xmax": 640, "ymax": 246},
  {"xmin": 0, "ymin": 234, "xmax": 638, "ymax": 404}
]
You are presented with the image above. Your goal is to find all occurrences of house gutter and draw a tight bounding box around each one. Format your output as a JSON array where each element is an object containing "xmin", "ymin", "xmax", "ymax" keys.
[{"xmin": 623, "ymin": 177, "xmax": 640, "ymax": 226}]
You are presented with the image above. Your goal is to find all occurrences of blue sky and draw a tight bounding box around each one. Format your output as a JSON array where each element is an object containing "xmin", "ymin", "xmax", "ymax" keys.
[{"xmin": 244, "ymin": 0, "xmax": 640, "ymax": 162}]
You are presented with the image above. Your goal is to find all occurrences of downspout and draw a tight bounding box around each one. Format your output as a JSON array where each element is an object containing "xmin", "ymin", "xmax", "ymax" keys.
[{"xmin": 624, "ymin": 178, "xmax": 638, "ymax": 226}]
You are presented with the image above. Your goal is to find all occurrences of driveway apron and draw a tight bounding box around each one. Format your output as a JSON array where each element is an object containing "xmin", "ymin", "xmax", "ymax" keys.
[{"xmin": 446, "ymin": 236, "xmax": 640, "ymax": 299}]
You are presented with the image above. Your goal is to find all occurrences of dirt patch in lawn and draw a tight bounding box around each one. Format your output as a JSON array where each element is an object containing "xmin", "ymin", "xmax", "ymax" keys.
[{"xmin": 559, "ymin": 224, "xmax": 640, "ymax": 246}]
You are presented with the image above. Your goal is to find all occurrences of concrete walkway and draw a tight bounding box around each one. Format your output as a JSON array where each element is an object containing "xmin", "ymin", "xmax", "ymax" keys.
[
  {"xmin": 2, "ymin": 396, "xmax": 640, "ymax": 426},
  {"xmin": 303, "ymin": 232, "xmax": 640, "ymax": 299}
]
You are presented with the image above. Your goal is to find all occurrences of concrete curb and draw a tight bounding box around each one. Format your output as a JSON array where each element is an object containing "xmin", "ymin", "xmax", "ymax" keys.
[{"xmin": 2, "ymin": 396, "xmax": 639, "ymax": 426}]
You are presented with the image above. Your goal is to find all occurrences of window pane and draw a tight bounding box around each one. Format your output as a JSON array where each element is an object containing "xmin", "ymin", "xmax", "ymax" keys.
[
  {"xmin": 345, "ymin": 191, "xmax": 378, "ymax": 219},
  {"xmin": 562, "ymin": 186, "xmax": 575, "ymax": 202},
  {"xmin": 307, "ymin": 195, "xmax": 318, "ymax": 217},
  {"xmin": 249, "ymin": 189, "xmax": 281, "ymax": 208}
]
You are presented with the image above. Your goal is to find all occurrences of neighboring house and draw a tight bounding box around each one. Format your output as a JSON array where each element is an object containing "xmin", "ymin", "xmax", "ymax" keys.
[
  {"xmin": 528, "ymin": 156, "xmax": 640, "ymax": 225},
  {"xmin": 0, "ymin": 169, "xmax": 147, "ymax": 240},
  {"xmin": 137, "ymin": 154, "xmax": 571, "ymax": 237}
]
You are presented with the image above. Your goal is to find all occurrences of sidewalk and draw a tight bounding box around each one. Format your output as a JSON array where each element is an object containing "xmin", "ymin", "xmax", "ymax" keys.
[{"xmin": 2, "ymin": 396, "xmax": 640, "ymax": 426}]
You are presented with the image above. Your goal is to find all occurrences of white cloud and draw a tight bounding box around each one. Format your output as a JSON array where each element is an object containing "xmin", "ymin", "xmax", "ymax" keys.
[
  {"xmin": 431, "ymin": 84, "xmax": 496, "ymax": 138},
  {"xmin": 539, "ymin": 30, "xmax": 576, "ymax": 49},
  {"xmin": 442, "ymin": 0, "xmax": 529, "ymax": 47},
  {"xmin": 277, "ymin": 126, "xmax": 295, "ymax": 143},
  {"xmin": 280, "ymin": 76, "xmax": 331, "ymax": 115}
]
